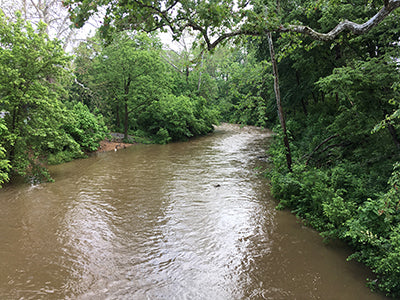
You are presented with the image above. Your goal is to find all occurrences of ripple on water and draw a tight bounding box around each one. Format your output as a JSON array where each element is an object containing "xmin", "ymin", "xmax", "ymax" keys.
[{"xmin": 0, "ymin": 124, "xmax": 387, "ymax": 299}]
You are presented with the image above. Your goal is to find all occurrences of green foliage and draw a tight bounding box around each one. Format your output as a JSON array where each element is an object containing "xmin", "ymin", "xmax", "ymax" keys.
[
  {"xmin": 268, "ymin": 65, "xmax": 400, "ymax": 295},
  {"xmin": 0, "ymin": 119, "xmax": 11, "ymax": 186},
  {"xmin": 140, "ymin": 94, "xmax": 218, "ymax": 142},
  {"xmin": 0, "ymin": 10, "xmax": 81, "ymax": 183},
  {"xmin": 72, "ymin": 30, "xmax": 220, "ymax": 144},
  {"xmin": 0, "ymin": 11, "xmax": 112, "ymax": 184},
  {"xmin": 63, "ymin": 0, "xmax": 251, "ymax": 43},
  {"xmin": 269, "ymin": 158, "xmax": 358, "ymax": 233},
  {"xmin": 46, "ymin": 102, "xmax": 108, "ymax": 165},
  {"xmin": 344, "ymin": 164, "xmax": 400, "ymax": 297},
  {"xmin": 264, "ymin": 3, "xmax": 400, "ymax": 296},
  {"xmin": 214, "ymin": 46, "xmax": 274, "ymax": 126},
  {"xmin": 268, "ymin": 100, "xmax": 399, "ymax": 296},
  {"xmin": 64, "ymin": 102, "xmax": 108, "ymax": 153},
  {"xmin": 154, "ymin": 128, "xmax": 171, "ymax": 144},
  {"xmin": 90, "ymin": 31, "xmax": 168, "ymax": 138}
]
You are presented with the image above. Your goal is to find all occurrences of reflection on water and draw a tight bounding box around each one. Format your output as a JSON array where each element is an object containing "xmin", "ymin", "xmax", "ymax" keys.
[{"xmin": 0, "ymin": 124, "xmax": 387, "ymax": 299}]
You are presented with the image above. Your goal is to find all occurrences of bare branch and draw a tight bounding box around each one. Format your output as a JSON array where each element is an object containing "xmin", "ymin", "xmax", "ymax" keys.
[
  {"xmin": 166, "ymin": 0, "xmax": 179, "ymax": 12},
  {"xmin": 187, "ymin": 0, "xmax": 400, "ymax": 48},
  {"xmin": 160, "ymin": 53, "xmax": 183, "ymax": 73},
  {"xmin": 74, "ymin": 78, "xmax": 93, "ymax": 94},
  {"xmin": 305, "ymin": 134, "xmax": 340, "ymax": 165},
  {"xmin": 282, "ymin": 0, "xmax": 400, "ymax": 41}
]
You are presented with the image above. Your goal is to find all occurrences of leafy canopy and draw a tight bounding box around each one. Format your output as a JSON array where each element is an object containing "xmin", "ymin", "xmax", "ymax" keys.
[
  {"xmin": 64, "ymin": 0, "xmax": 400, "ymax": 48},
  {"xmin": 0, "ymin": 10, "xmax": 107, "ymax": 184}
]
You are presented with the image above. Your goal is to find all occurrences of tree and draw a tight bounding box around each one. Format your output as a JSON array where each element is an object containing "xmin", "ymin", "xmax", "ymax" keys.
[
  {"xmin": 0, "ymin": 0, "xmax": 93, "ymax": 50},
  {"xmin": 92, "ymin": 32, "xmax": 167, "ymax": 140},
  {"xmin": 210, "ymin": 45, "xmax": 273, "ymax": 126},
  {"xmin": 63, "ymin": 0, "xmax": 400, "ymax": 47},
  {"xmin": 160, "ymin": 32, "xmax": 196, "ymax": 83},
  {"xmin": 63, "ymin": 0, "xmax": 400, "ymax": 172},
  {"xmin": 0, "ymin": 10, "xmax": 82, "ymax": 182},
  {"xmin": 141, "ymin": 93, "xmax": 217, "ymax": 143}
]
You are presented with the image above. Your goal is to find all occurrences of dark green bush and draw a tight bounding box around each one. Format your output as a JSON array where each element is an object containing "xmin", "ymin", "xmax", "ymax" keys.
[
  {"xmin": 269, "ymin": 139, "xmax": 400, "ymax": 297},
  {"xmin": 64, "ymin": 102, "xmax": 108, "ymax": 152},
  {"xmin": 138, "ymin": 94, "xmax": 218, "ymax": 143}
]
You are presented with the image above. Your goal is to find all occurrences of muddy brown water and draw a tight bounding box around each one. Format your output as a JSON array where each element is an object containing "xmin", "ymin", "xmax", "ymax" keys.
[{"xmin": 0, "ymin": 124, "xmax": 388, "ymax": 299}]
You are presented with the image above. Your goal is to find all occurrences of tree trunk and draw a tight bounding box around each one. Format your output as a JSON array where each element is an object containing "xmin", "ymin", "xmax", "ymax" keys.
[
  {"xmin": 383, "ymin": 109, "xmax": 400, "ymax": 150},
  {"xmin": 301, "ymin": 98, "xmax": 308, "ymax": 116},
  {"xmin": 7, "ymin": 107, "xmax": 19, "ymax": 163},
  {"xmin": 115, "ymin": 99, "xmax": 120, "ymax": 130},
  {"xmin": 124, "ymin": 99, "xmax": 129, "ymax": 141},
  {"xmin": 198, "ymin": 52, "xmax": 204, "ymax": 92},
  {"xmin": 185, "ymin": 66, "xmax": 189, "ymax": 83},
  {"xmin": 296, "ymin": 72, "xmax": 308, "ymax": 116},
  {"xmin": 387, "ymin": 123, "xmax": 400, "ymax": 150},
  {"xmin": 123, "ymin": 75, "xmax": 132, "ymax": 141},
  {"xmin": 267, "ymin": 32, "xmax": 293, "ymax": 172}
]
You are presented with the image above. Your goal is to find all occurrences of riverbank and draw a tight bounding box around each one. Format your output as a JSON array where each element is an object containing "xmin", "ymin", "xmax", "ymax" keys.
[
  {"xmin": 96, "ymin": 139, "xmax": 134, "ymax": 152},
  {"xmin": 95, "ymin": 133, "xmax": 136, "ymax": 153}
]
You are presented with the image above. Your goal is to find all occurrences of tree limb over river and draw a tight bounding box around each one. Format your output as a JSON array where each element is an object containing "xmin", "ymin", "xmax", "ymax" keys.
[
  {"xmin": 282, "ymin": 0, "xmax": 400, "ymax": 41},
  {"xmin": 64, "ymin": 0, "xmax": 400, "ymax": 49}
]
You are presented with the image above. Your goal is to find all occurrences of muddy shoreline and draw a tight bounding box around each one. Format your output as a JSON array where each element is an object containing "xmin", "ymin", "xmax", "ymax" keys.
[{"xmin": 95, "ymin": 133, "xmax": 136, "ymax": 153}]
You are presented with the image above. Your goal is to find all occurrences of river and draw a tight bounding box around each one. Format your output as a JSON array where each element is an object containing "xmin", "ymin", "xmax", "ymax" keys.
[{"xmin": 0, "ymin": 124, "xmax": 387, "ymax": 299}]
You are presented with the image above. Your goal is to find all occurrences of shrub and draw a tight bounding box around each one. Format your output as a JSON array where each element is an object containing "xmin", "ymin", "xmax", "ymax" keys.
[
  {"xmin": 64, "ymin": 102, "xmax": 108, "ymax": 152},
  {"xmin": 138, "ymin": 94, "xmax": 218, "ymax": 143}
]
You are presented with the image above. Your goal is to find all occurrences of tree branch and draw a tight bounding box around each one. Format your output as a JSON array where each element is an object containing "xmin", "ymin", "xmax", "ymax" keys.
[
  {"xmin": 67, "ymin": 0, "xmax": 400, "ymax": 47},
  {"xmin": 160, "ymin": 53, "xmax": 183, "ymax": 73},
  {"xmin": 189, "ymin": 0, "xmax": 400, "ymax": 48},
  {"xmin": 128, "ymin": 98, "xmax": 153, "ymax": 115},
  {"xmin": 281, "ymin": 0, "xmax": 400, "ymax": 41},
  {"xmin": 305, "ymin": 134, "xmax": 339, "ymax": 165},
  {"xmin": 74, "ymin": 78, "xmax": 93, "ymax": 94}
]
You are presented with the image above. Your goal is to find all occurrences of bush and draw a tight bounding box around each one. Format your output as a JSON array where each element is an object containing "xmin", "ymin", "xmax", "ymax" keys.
[
  {"xmin": 64, "ymin": 102, "xmax": 108, "ymax": 152},
  {"xmin": 138, "ymin": 94, "xmax": 218, "ymax": 143},
  {"xmin": 154, "ymin": 128, "xmax": 171, "ymax": 144},
  {"xmin": 0, "ymin": 120, "xmax": 10, "ymax": 186},
  {"xmin": 269, "ymin": 144, "xmax": 400, "ymax": 297},
  {"xmin": 344, "ymin": 163, "xmax": 400, "ymax": 297}
]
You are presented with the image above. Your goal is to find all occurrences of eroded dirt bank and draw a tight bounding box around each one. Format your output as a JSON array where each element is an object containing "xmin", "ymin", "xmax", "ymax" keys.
[{"xmin": 96, "ymin": 133, "xmax": 136, "ymax": 153}]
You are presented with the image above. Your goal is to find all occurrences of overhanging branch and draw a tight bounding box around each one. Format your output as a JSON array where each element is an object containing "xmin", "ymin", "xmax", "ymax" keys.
[
  {"xmin": 187, "ymin": 0, "xmax": 400, "ymax": 49},
  {"xmin": 68, "ymin": 0, "xmax": 400, "ymax": 48},
  {"xmin": 283, "ymin": 0, "xmax": 400, "ymax": 41}
]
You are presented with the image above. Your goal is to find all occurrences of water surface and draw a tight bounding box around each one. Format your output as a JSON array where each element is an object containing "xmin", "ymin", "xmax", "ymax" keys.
[{"xmin": 0, "ymin": 124, "xmax": 386, "ymax": 299}]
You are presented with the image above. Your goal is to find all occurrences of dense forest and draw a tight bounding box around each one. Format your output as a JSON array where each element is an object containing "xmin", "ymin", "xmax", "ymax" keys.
[{"xmin": 1, "ymin": 0, "xmax": 400, "ymax": 297}]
